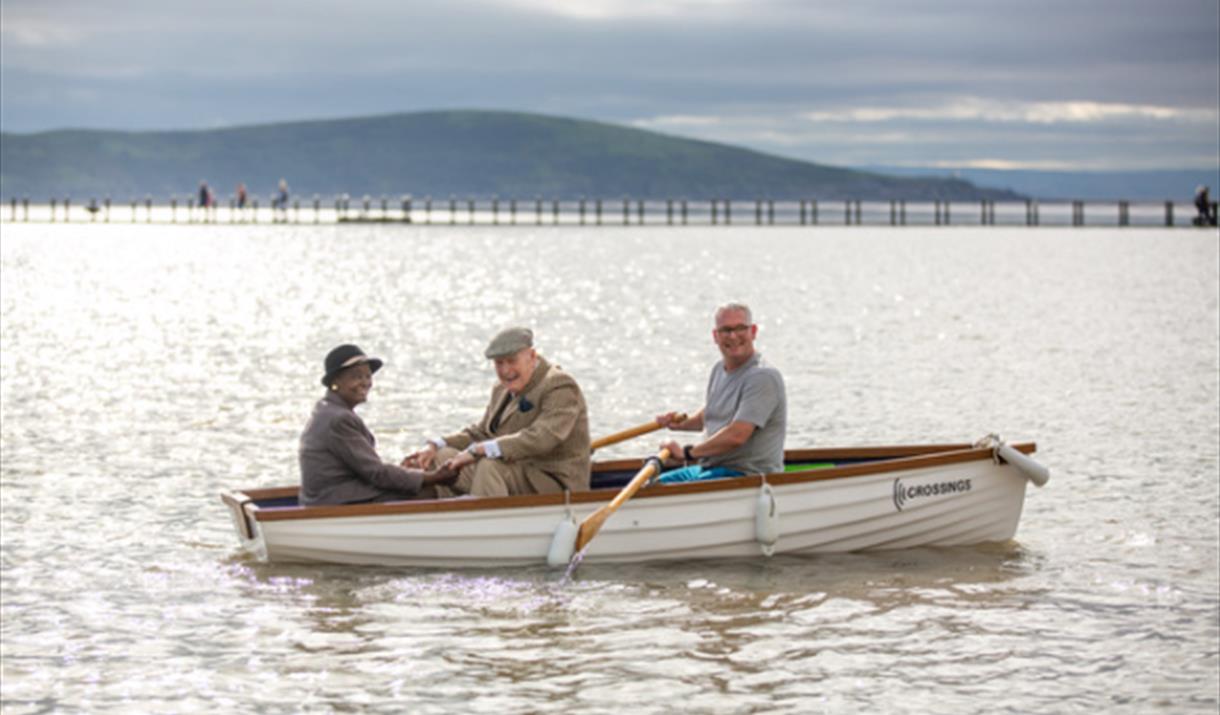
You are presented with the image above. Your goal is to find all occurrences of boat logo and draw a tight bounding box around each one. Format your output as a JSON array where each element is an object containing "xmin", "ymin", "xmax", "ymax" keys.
[{"xmin": 892, "ymin": 477, "xmax": 973, "ymax": 511}]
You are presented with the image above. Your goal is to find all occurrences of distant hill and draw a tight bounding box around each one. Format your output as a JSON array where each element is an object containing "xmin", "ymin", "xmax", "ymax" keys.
[
  {"xmin": 0, "ymin": 110, "xmax": 1021, "ymax": 202},
  {"xmin": 861, "ymin": 166, "xmax": 1220, "ymax": 202}
]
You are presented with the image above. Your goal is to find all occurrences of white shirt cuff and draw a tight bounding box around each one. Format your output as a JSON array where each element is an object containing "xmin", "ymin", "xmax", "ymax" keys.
[
  {"xmin": 429, "ymin": 437, "xmax": 447, "ymax": 449},
  {"xmin": 480, "ymin": 440, "xmax": 502, "ymax": 459}
]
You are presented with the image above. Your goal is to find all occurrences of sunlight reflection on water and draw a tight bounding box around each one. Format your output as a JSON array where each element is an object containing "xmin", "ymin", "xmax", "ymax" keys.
[{"xmin": 1, "ymin": 223, "xmax": 1217, "ymax": 713}]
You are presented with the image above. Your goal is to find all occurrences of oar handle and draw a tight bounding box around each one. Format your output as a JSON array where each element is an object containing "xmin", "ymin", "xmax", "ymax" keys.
[
  {"xmin": 590, "ymin": 414, "xmax": 686, "ymax": 452},
  {"xmin": 574, "ymin": 448, "xmax": 671, "ymax": 553}
]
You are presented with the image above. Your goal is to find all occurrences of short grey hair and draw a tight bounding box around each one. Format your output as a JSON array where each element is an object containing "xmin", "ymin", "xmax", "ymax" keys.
[{"xmin": 714, "ymin": 302, "xmax": 753, "ymax": 325}]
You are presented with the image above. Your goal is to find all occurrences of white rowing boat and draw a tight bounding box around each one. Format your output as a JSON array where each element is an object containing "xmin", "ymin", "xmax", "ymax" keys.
[{"xmin": 220, "ymin": 438, "xmax": 1048, "ymax": 567}]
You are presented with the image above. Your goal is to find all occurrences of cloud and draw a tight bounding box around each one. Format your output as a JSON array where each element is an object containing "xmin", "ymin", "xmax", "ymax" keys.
[
  {"xmin": 0, "ymin": 18, "xmax": 87, "ymax": 48},
  {"xmin": 917, "ymin": 159, "xmax": 1088, "ymax": 170},
  {"xmin": 631, "ymin": 105, "xmax": 1219, "ymax": 170},
  {"xmin": 634, "ymin": 99, "xmax": 1218, "ymax": 141},
  {"xmin": 800, "ymin": 100, "xmax": 1219, "ymax": 125},
  {"xmin": 632, "ymin": 115, "xmax": 725, "ymax": 128},
  {"xmin": 1, "ymin": 0, "xmax": 1216, "ymax": 170},
  {"xmin": 492, "ymin": 0, "xmax": 745, "ymax": 20}
]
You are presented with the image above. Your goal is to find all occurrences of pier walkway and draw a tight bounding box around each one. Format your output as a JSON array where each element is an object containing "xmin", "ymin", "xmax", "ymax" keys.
[{"xmin": 4, "ymin": 195, "xmax": 1217, "ymax": 228}]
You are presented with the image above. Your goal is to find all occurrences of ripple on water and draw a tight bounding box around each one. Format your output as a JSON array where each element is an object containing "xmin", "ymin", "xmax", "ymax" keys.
[{"xmin": 1, "ymin": 225, "xmax": 1217, "ymax": 713}]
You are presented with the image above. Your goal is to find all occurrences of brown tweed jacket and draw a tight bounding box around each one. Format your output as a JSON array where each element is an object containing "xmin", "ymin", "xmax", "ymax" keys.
[{"xmin": 442, "ymin": 356, "xmax": 591, "ymax": 492}]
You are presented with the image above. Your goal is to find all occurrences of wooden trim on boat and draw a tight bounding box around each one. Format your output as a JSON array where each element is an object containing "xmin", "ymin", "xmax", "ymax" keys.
[
  {"xmin": 248, "ymin": 442, "xmax": 1036, "ymax": 523},
  {"xmin": 592, "ymin": 457, "xmax": 649, "ymax": 472},
  {"xmin": 219, "ymin": 491, "xmax": 256, "ymax": 540},
  {"xmin": 784, "ymin": 443, "xmax": 975, "ymax": 461},
  {"xmin": 589, "ymin": 443, "xmax": 979, "ymax": 473}
]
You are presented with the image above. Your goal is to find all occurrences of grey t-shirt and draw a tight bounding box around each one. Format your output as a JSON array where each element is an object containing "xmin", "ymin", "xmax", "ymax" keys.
[{"xmin": 701, "ymin": 353, "xmax": 787, "ymax": 475}]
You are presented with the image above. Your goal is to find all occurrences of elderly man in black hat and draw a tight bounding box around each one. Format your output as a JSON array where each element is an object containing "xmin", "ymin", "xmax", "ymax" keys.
[
  {"xmin": 403, "ymin": 327, "xmax": 591, "ymax": 498},
  {"xmin": 299, "ymin": 344, "xmax": 455, "ymax": 506}
]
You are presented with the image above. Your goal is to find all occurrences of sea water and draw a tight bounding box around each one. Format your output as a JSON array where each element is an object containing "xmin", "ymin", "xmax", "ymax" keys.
[{"xmin": 1, "ymin": 223, "xmax": 1217, "ymax": 713}]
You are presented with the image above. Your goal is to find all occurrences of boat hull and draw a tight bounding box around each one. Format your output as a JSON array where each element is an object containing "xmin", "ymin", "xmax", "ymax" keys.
[{"xmin": 221, "ymin": 443, "xmax": 1042, "ymax": 567}]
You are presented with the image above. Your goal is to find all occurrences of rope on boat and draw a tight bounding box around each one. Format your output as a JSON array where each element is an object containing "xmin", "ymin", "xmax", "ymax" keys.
[
  {"xmin": 973, "ymin": 432, "xmax": 1002, "ymax": 457},
  {"xmin": 974, "ymin": 432, "xmax": 1050, "ymax": 487}
]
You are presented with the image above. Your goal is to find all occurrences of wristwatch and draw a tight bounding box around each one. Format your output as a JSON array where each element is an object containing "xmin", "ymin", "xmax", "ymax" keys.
[{"xmin": 683, "ymin": 444, "xmax": 695, "ymax": 463}]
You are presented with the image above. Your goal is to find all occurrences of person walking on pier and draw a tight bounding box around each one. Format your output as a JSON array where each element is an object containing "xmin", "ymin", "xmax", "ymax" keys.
[
  {"xmin": 1195, "ymin": 186, "xmax": 1217, "ymax": 227},
  {"xmin": 273, "ymin": 178, "xmax": 290, "ymax": 218},
  {"xmin": 197, "ymin": 180, "xmax": 214, "ymax": 221}
]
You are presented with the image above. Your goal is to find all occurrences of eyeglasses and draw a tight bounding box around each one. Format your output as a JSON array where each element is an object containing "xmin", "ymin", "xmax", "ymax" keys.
[{"xmin": 715, "ymin": 324, "xmax": 752, "ymax": 337}]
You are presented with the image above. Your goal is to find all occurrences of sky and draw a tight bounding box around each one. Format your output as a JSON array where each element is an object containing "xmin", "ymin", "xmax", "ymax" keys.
[{"xmin": 1, "ymin": 0, "xmax": 1218, "ymax": 171}]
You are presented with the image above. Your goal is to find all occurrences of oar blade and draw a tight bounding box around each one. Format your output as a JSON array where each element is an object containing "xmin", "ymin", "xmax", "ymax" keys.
[
  {"xmin": 569, "ymin": 448, "xmax": 670, "ymax": 562},
  {"xmin": 574, "ymin": 512, "xmax": 605, "ymax": 553}
]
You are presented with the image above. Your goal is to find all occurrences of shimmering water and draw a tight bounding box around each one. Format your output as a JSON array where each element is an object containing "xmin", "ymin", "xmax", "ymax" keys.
[{"xmin": 1, "ymin": 224, "xmax": 1217, "ymax": 713}]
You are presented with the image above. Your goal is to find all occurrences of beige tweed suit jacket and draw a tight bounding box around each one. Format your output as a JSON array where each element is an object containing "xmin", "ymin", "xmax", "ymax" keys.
[{"xmin": 442, "ymin": 356, "xmax": 591, "ymax": 493}]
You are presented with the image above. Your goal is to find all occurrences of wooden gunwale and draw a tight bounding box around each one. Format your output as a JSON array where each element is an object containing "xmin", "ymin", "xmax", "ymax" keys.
[
  {"xmin": 238, "ymin": 442, "xmax": 1035, "ymax": 523},
  {"xmin": 219, "ymin": 491, "xmax": 255, "ymax": 539}
]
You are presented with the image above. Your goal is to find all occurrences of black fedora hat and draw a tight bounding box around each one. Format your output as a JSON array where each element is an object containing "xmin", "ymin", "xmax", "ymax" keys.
[{"xmin": 321, "ymin": 344, "xmax": 383, "ymax": 387}]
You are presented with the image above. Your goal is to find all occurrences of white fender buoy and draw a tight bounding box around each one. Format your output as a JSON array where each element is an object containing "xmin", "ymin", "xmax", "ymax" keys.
[
  {"xmin": 997, "ymin": 443, "xmax": 1050, "ymax": 487},
  {"xmin": 546, "ymin": 514, "xmax": 579, "ymax": 567},
  {"xmin": 755, "ymin": 483, "xmax": 779, "ymax": 557}
]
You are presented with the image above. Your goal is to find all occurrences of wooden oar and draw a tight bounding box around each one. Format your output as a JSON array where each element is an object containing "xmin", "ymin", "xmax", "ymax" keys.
[
  {"xmin": 573, "ymin": 447, "xmax": 671, "ymax": 555},
  {"xmin": 590, "ymin": 413, "xmax": 685, "ymax": 453}
]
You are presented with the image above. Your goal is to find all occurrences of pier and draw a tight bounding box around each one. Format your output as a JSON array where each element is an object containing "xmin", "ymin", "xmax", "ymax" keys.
[{"xmin": 4, "ymin": 194, "xmax": 1217, "ymax": 228}]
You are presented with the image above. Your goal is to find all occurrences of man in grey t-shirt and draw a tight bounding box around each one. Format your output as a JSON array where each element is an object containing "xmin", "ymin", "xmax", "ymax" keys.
[{"xmin": 657, "ymin": 302, "xmax": 787, "ymax": 481}]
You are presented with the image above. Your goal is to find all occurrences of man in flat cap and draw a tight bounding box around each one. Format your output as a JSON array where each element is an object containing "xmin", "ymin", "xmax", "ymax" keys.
[{"xmin": 403, "ymin": 327, "xmax": 591, "ymax": 498}]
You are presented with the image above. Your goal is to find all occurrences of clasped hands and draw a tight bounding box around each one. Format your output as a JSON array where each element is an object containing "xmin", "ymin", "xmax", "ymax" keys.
[
  {"xmin": 401, "ymin": 443, "xmax": 462, "ymax": 485},
  {"xmin": 401, "ymin": 442, "xmax": 476, "ymax": 477}
]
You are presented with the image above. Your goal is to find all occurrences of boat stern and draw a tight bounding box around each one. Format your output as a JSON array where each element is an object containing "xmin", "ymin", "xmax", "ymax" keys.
[{"xmin": 220, "ymin": 490, "xmax": 267, "ymax": 559}]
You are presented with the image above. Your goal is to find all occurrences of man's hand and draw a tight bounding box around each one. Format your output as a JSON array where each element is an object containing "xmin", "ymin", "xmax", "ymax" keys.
[
  {"xmin": 402, "ymin": 443, "xmax": 438, "ymax": 469},
  {"xmin": 659, "ymin": 439, "xmax": 685, "ymax": 467},
  {"xmin": 442, "ymin": 450, "xmax": 476, "ymax": 473},
  {"xmin": 655, "ymin": 412, "xmax": 682, "ymax": 429},
  {"xmin": 656, "ymin": 411, "xmax": 701, "ymax": 431}
]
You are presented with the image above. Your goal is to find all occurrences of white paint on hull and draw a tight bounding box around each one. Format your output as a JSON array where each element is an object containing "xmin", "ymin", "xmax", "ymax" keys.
[{"xmin": 231, "ymin": 455, "xmax": 1035, "ymax": 567}]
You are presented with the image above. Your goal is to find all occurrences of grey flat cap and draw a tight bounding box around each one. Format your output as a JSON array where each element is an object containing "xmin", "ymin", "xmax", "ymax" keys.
[{"xmin": 485, "ymin": 327, "xmax": 534, "ymax": 358}]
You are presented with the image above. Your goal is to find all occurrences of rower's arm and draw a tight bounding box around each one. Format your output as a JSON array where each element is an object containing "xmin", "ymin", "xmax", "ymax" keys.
[{"xmin": 690, "ymin": 420, "xmax": 754, "ymax": 459}]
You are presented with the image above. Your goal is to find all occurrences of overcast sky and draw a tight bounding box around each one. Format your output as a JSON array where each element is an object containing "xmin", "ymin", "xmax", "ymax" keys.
[{"xmin": 2, "ymin": 0, "xmax": 1217, "ymax": 170}]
